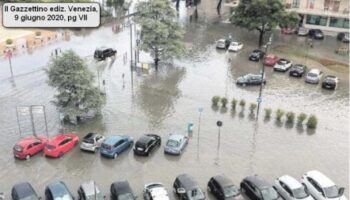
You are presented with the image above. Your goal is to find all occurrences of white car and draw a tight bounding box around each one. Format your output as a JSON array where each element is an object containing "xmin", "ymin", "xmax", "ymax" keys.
[
  {"xmin": 143, "ymin": 183, "xmax": 170, "ymax": 200},
  {"xmin": 80, "ymin": 133, "xmax": 105, "ymax": 153},
  {"xmin": 301, "ymin": 170, "xmax": 347, "ymax": 200},
  {"xmin": 274, "ymin": 175, "xmax": 314, "ymax": 200},
  {"xmin": 305, "ymin": 69, "xmax": 323, "ymax": 84},
  {"xmin": 216, "ymin": 39, "xmax": 227, "ymax": 49},
  {"xmin": 228, "ymin": 42, "xmax": 243, "ymax": 52},
  {"xmin": 273, "ymin": 59, "xmax": 293, "ymax": 72}
]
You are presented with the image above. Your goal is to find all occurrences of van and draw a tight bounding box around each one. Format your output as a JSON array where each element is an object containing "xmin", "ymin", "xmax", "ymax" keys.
[{"xmin": 173, "ymin": 174, "xmax": 205, "ymax": 200}]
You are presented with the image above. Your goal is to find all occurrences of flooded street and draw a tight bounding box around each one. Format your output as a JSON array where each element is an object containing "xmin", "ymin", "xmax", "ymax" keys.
[{"xmin": 0, "ymin": 1, "xmax": 349, "ymax": 198}]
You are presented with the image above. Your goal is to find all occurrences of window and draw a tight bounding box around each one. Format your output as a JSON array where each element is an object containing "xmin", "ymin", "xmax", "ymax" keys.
[
  {"xmin": 292, "ymin": 0, "xmax": 300, "ymax": 8},
  {"xmin": 33, "ymin": 142, "xmax": 41, "ymax": 146},
  {"xmin": 330, "ymin": 17, "xmax": 349, "ymax": 28},
  {"xmin": 27, "ymin": 144, "xmax": 33, "ymax": 149},
  {"xmin": 306, "ymin": 15, "xmax": 328, "ymax": 26}
]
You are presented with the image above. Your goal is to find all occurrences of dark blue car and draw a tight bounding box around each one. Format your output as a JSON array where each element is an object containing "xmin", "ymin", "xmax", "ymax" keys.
[
  {"xmin": 100, "ymin": 135, "xmax": 134, "ymax": 159},
  {"xmin": 45, "ymin": 181, "xmax": 74, "ymax": 200}
]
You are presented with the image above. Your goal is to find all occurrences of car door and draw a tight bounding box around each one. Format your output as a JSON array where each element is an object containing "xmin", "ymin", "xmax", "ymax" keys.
[
  {"xmin": 32, "ymin": 141, "xmax": 43, "ymax": 154},
  {"xmin": 26, "ymin": 144, "xmax": 34, "ymax": 155}
]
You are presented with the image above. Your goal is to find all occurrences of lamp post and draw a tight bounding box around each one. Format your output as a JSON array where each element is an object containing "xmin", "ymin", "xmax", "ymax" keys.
[
  {"xmin": 5, "ymin": 49, "xmax": 14, "ymax": 79},
  {"xmin": 256, "ymin": 34, "xmax": 273, "ymax": 119}
]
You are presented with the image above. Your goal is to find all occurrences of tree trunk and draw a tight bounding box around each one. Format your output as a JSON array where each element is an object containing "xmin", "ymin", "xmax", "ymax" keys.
[
  {"xmin": 176, "ymin": 0, "xmax": 180, "ymax": 11},
  {"xmin": 217, "ymin": 0, "xmax": 223, "ymax": 16},
  {"xmin": 154, "ymin": 49, "xmax": 159, "ymax": 71},
  {"xmin": 258, "ymin": 30, "xmax": 264, "ymax": 48}
]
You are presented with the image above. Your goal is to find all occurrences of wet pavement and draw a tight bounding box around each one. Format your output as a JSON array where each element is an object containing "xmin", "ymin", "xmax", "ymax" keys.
[{"xmin": 0, "ymin": 1, "xmax": 349, "ymax": 199}]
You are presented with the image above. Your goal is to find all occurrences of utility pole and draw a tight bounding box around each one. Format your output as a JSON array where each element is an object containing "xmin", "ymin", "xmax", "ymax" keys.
[
  {"xmin": 6, "ymin": 50, "xmax": 14, "ymax": 79},
  {"xmin": 29, "ymin": 106, "xmax": 37, "ymax": 137}
]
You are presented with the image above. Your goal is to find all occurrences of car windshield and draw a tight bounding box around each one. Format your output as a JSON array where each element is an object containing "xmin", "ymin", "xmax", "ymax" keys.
[
  {"xmin": 83, "ymin": 137, "xmax": 94, "ymax": 144},
  {"xmin": 261, "ymin": 187, "xmax": 279, "ymax": 200},
  {"xmin": 21, "ymin": 195, "xmax": 39, "ymax": 200},
  {"xmin": 118, "ymin": 193, "xmax": 134, "ymax": 200},
  {"xmin": 324, "ymin": 186, "xmax": 340, "ymax": 198},
  {"xmin": 46, "ymin": 144, "xmax": 56, "ymax": 150},
  {"xmin": 294, "ymin": 65, "xmax": 304, "ymax": 70},
  {"xmin": 188, "ymin": 187, "xmax": 205, "ymax": 200},
  {"xmin": 53, "ymin": 194, "xmax": 73, "ymax": 200},
  {"xmin": 86, "ymin": 192, "xmax": 104, "ymax": 200},
  {"xmin": 278, "ymin": 60, "xmax": 287, "ymax": 64},
  {"xmin": 167, "ymin": 139, "xmax": 179, "ymax": 147},
  {"xmin": 14, "ymin": 145, "xmax": 23, "ymax": 152},
  {"xmin": 293, "ymin": 187, "xmax": 308, "ymax": 199},
  {"xmin": 223, "ymin": 185, "xmax": 240, "ymax": 198}
]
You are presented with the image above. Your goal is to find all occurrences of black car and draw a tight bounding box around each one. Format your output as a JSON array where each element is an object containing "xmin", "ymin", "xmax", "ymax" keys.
[
  {"xmin": 236, "ymin": 74, "xmax": 266, "ymax": 86},
  {"xmin": 110, "ymin": 181, "xmax": 136, "ymax": 200},
  {"xmin": 337, "ymin": 32, "xmax": 349, "ymax": 43},
  {"xmin": 173, "ymin": 174, "xmax": 206, "ymax": 200},
  {"xmin": 207, "ymin": 175, "xmax": 241, "ymax": 200},
  {"xmin": 11, "ymin": 182, "xmax": 40, "ymax": 200},
  {"xmin": 249, "ymin": 50, "xmax": 265, "ymax": 61},
  {"xmin": 289, "ymin": 64, "xmax": 307, "ymax": 77},
  {"xmin": 94, "ymin": 47, "xmax": 117, "ymax": 61},
  {"xmin": 309, "ymin": 29, "xmax": 324, "ymax": 40},
  {"xmin": 45, "ymin": 181, "xmax": 74, "ymax": 200},
  {"xmin": 322, "ymin": 75, "xmax": 339, "ymax": 90},
  {"xmin": 133, "ymin": 134, "xmax": 161, "ymax": 156},
  {"xmin": 240, "ymin": 175, "xmax": 281, "ymax": 200}
]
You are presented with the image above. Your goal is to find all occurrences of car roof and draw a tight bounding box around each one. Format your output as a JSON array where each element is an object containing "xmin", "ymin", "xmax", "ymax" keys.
[
  {"xmin": 176, "ymin": 174, "xmax": 198, "ymax": 190},
  {"xmin": 325, "ymin": 75, "xmax": 337, "ymax": 79},
  {"xmin": 47, "ymin": 134, "xmax": 74, "ymax": 146},
  {"xmin": 244, "ymin": 175, "xmax": 271, "ymax": 189},
  {"xmin": 278, "ymin": 175, "xmax": 302, "ymax": 190},
  {"xmin": 112, "ymin": 181, "xmax": 133, "ymax": 195},
  {"xmin": 149, "ymin": 187, "xmax": 169, "ymax": 200},
  {"xmin": 212, "ymin": 175, "xmax": 234, "ymax": 187},
  {"xmin": 306, "ymin": 170, "xmax": 335, "ymax": 187},
  {"xmin": 13, "ymin": 182, "xmax": 36, "ymax": 199},
  {"xmin": 16, "ymin": 136, "xmax": 42, "ymax": 147},
  {"xmin": 96, "ymin": 47, "xmax": 111, "ymax": 51},
  {"xmin": 309, "ymin": 69, "xmax": 320, "ymax": 73},
  {"xmin": 46, "ymin": 181, "xmax": 70, "ymax": 197},
  {"xmin": 137, "ymin": 135, "xmax": 153, "ymax": 144},
  {"xmin": 104, "ymin": 135, "xmax": 124, "ymax": 145},
  {"xmin": 81, "ymin": 181, "xmax": 100, "ymax": 196},
  {"xmin": 168, "ymin": 134, "xmax": 185, "ymax": 141}
]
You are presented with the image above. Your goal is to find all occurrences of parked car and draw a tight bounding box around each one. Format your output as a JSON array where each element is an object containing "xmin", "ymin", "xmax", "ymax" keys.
[
  {"xmin": 45, "ymin": 181, "xmax": 74, "ymax": 200},
  {"xmin": 228, "ymin": 42, "xmax": 244, "ymax": 52},
  {"xmin": 249, "ymin": 50, "xmax": 265, "ymax": 61},
  {"xmin": 110, "ymin": 181, "xmax": 136, "ymax": 200},
  {"xmin": 240, "ymin": 175, "xmax": 281, "ymax": 200},
  {"xmin": 216, "ymin": 39, "xmax": 227, "ymax": 49},
  {"xmin": 100, "ymin": 135, "xmax": 133, "ymax": 159},
  {"xmin": 281, "ymin": 27, "xmax": 296, "ymax": 34},
  {"xmin": 274, "ymin": 175, "xmax": 313, "ymax": 200},
  {"xmin": 305, "ymin": 69, "xmax": 323, "ymax": 84},
  {"xmin": 78, "ymin": 181, "xmax": 104, "ymax": 200},
  {"xmin": 44, "ymin": 133, "xmax": 79, "ymax": 158},
  {"xmin": 263, "ymin": 54, "xmax": 278, "ymax": 66},
  {"xmin": 301, "ymin": 170, "xmax": 347, "ymax": 200},
  {"xmin": 273, "ymin": 58, "xmax": 292, "ymax": 72},
  {"xmin": 335, "ymin": 46, "xmax": 349, "ymax": 55},
  {"xmin": 322, "ymin": 75, "xmax": 339, "ymax": 90},
  {"xmin": 236, "ymin": 74, "xmax": 266, "ymax": 86},
  {"xmin": 0, "ymin": 192, "xmax": 4, "ymax": 200},
  {"xmin": 11, "ymin": 182, "xmax": 40, "ymax": 200},
  {"xmin": 164, "ymin": 134, "xmax": 188, "ymax": 155},
  {"xmin": 133, "ymin": 134, "xmax": 161, "ymax": 156},
  {"xmin": 173, "ymin": 173, "xmax": 206, "ymax": 200},
  {"xmin": 309, "ymin": 29, "xmax": 324, "ymax": 40},
  {"xmin": 289, "ymin": 64, "xmax": 307, "ymax": 77},
  {"xmin": 207, "ymin": 175, "xmax": 241, "ymax": 200},
  {"xmin": 297, "ymin": 27, "xmax": 309, "ymax": 36},
  {"xmin": 13, "ymin": 135, "xmax": 48, "ymax": 160},
  {"xmin": 337, "ymin": 32, "xmax": 349, "ymax": 43},
  {"xmin": 144, "ymin": 183, "xmax": 169, "ymax": 200},
  {"xmin": 94, "ymin": 47, "xmax": 117, "ymax": 61},
  {"xmin": 80, "ymin": 133, "xmax": 105, "ymax": 153}
]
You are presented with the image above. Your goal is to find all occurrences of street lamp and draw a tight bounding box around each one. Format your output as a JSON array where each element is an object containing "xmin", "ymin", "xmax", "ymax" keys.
[
  {"xmin": 5, "ymin": 49, "xmax": 14, "ymax": 79},
  {"xmin": 256, "ymin": 34, "xmax": 273, "ymax": 119}
]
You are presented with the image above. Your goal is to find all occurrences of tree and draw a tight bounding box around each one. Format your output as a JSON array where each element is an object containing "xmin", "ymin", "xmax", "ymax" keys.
[
  {"xmin": 46, "ymin": 50, "xmax": 106, "ymax": 123},
  {"xmin": 230, "ymin": 0, "xmax": 299, "ymax": 47},
  {"xmin": 134, "ymin": 0, "xmax": 185, "ymax": 70}
]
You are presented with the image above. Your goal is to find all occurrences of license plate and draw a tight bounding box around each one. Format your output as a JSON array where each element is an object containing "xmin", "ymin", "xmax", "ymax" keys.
[
  {"xmin": 293, "ymin": 73, "xmax": 297, "ymax": 76},
  {"xmin": 326, "ymin": 85, "xmax": 331, "ymax": 88}
]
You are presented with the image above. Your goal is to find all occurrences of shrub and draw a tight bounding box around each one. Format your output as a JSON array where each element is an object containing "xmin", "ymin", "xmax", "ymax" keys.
[
  {"xmin": 221, "ymin": 97, "xmax": 228, "ymax": 107},
  {"xmin": 264, "ymin": 108, "xmax": 272, "ymax": 119},
  {"xmin": 6, "ymin": 38, "xmax": 13, "ymax": 45},
  {"xmin": 212, "ymin": 96, "xmax": 220, "ymax": 106},
  {"xmin": 35, "ymin": 31, "xmax": 41, "ymax": 36},
  {"xmin": 231, "ymin": 98, "xmax": 237, "ymax": 110},
  {"xmin": 276, "ymin": 109, "xmax": 285, "ymax": 121},
  {"xmin": 239, "ymin": 99, "xmax": 246, "ymax": 109},
  {"xmin": 249, "ymin": 103, "xmax": 257, "ymax": 113},
  {"xmin": 286, "ymin": 112, "xmax": 295, "ymax": 123},
  {"xmin": 297, "ymin": 113, "xmax": 307, "ymax": 124},
  {"xmin": 307, "ymin": 114, "xmax": 318, "ymax": 129}
]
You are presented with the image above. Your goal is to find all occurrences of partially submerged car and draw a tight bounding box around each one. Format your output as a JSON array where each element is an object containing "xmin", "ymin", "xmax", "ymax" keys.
[
  {"xmin": 94, "ymin": 47, "xmax": 117, "ymax": 61},
  {"xmin": 263, "ymin": 54, "xmax": 278, "ymax": 66},
  {"xmin": 110, "ymin": 181, "xmax": 136, "ymax": 200},
  {"xmin": 241, "ymin": 175, "xmax": 281, "ymax": 200},
  {"xmin": 305, "ymin": 69, "xmax": 323, "ymax": 84},
  {"xmin": 11, "ymin": 182, "xmax": 40, "ymax": 200},
  {"xmin": 133, "ymin": 134, "xmax": 161, "ymax": 156},
  {"xmin": 164, "ymin": 134, "xmax": 188, "ymax": 155},
  {"xmin": 44, "ymin": 133, "xmax": 79, "ymax": 158},
  {"xmin": 289, "ymin": 64, "xmax": 307, "ymax": 77},
  {"xmin": 249, "ymin": 49, "xmax": 265, "ymax": 61},
  {"xmin": 274, "ymin": 175, "xmax": 313, "ymax": 200},
  {"xmin": 173, "ymin": 174, "xmax": 206, "ymax": 200},
  {"xmin": 228, "ymin": 42, "xmax": 243, "ymax": 52},
  {"xmin": 236, "ymin": 74, "xmax": 266, "ymax": 86},
  {"xmin": 322, "ymin": 75, "xmax": 339, "ymax": 90},
  {"xmin": 143, "ymin": 183, "xmax": 169, "ymax": 200},
  {"xmin": 100, "ymin": 135, "xmax": 133, "ymax": 159},
  {"xmin": 80, "ymin": 133, "xmax": 105, "ymax": 153},
  {"xmin": 78, "ymin": 181, "xmax": 104, "ymax": 200},
  {"xmin": 273, "ymin": 58, "xmax": 292, "ymax": 72},
  {"xmin": 208, "ymin": 175, "xmax": 241, "ymax": 200},
  {"xmin": 13, "ymin": 135, "xmax": 48, "ymax": 160}
]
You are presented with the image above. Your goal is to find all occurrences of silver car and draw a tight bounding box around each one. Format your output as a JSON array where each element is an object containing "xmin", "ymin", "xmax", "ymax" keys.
[
  {"xmin": 305, "ymin": 69, "xmax": 323, "ymax": 84},
  {"xmin": 143, "ymin": 183, "xmax": 170, "ymax": 200},
  {"xmin": 274, "ymin": 175, "xmax": 314, "ymax": 200},
  {"xmin": 164, "ymin": 134, "xmax": 188, "ymax": 155},
  {"xmin": 80, "ymin": 133, "xmax": 105, "ymax": 153},
  {"xmin": 78, "ymin": 181, "xmax": 105, "ymax": 200},
  {"xmin": 298, "ymin": 27, "xmax": 309, "ymax": 36},
  {"xmin": 216, "ymin": 39, "xmax": 226, "ymax": 49}
]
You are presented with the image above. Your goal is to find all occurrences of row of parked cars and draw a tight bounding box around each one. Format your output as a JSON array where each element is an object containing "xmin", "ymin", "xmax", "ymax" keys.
[
  {"xmin": 6, "ymin": 170, "xmax": 347, "ymax": 200},
  {"xmin": 234, "ymin": 49, "xmax": 339, "ymax": 90},
  {"xmin": 283, "ymin": 27, "xmax": 349, "ymax": 43},
  {"xmin": 13, "ymin": 133, "xmax": 189, "ymax": 160}
]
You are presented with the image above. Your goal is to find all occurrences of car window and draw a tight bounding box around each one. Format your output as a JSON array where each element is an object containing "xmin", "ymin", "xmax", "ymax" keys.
[
  {"xmin": 59, "ymin": 139, "xmax": 69, "ymax": 146},
  {"xmin": 115, "ymin": 140, "xmax": 124, "ymax": 147},
  {"xmin": 324, "ymin": 186, "xmax": 340, "ymax": 198},
  {"xmin": 27, "ymin": 144, "xmax": 33, "ymax": 149},
  {"xmin": 167, "ymin": 139, "xmax": 179, "ymax": 147},
  {"xmin": 307, "ymin": 177, "xmax": 322, "ymax": 193},
  {"xmin": 33, "ymin": 141, "xmax": 41, "ymax": 146}
]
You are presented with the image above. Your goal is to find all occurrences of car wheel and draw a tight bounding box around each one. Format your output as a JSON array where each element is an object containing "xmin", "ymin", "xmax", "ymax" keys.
[
  {"xmin": 25, "ymin": 155, "xmax": 30, "ymax": 160},
  {"xmin": 113, "ymin": 153, "xmax": 118, "ymax": 159}
]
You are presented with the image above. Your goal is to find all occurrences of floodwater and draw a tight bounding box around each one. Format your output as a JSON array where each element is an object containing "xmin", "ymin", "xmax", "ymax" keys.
[{"xmin": 0, "ymin": 1, "xmax": 349, "ymax": 199}]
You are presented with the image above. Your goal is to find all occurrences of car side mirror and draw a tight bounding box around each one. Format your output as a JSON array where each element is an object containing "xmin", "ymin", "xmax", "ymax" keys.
[
  {"xmin": 339, "ymin": 187, "xmax": 345, "ymax": 196},
  {"xmin": 177, "ymin": 188, "xmax": 186, "ymax": 194}
]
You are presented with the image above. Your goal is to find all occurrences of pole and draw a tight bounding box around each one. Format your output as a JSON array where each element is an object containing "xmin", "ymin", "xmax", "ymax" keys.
[
  {"xmin": 29, "ymin": 106, "xmax": 37, "ymax": 137},
  {"xmin": 129, "ymin": 16, "xmax": 133, "ymax": 68},
  {"xmin": 9, "ymin": 56, "xmax": 14, "ymax": 78},
  {"xmin": 15, "ymin": 107, "xmax": 22, "ymax": 137},
  {"xmin": 97, "ymin": 69, "xmax": 101, "ymax": 90},
  {"xmin": 43, "ymin": 106, "xmax": 49, "ymax": 137}
]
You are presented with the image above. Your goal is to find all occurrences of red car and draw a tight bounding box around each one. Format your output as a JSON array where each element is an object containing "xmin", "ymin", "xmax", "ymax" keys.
[
  {"xmin": 281, "ymin": 27, "xmax": 296, "ymax": 34},
  {"xmin": 44, "ymin": 133, "xmax": 79, "ymax": 158},
  {"xmin": 263, "ymin": 54, "xmax": 278, "ymax": 66},
  {"xmin": 13, "ymin": 136, "xmax": 48, "ymax": 160}
]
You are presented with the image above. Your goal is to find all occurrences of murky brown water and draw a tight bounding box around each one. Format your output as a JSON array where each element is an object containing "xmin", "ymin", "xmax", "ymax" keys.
[{"xmin": 0, "ymin": 1, "xmax": 348, "ymax": 199}]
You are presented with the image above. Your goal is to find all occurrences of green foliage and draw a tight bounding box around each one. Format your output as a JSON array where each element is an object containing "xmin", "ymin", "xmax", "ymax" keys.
[
  {"xmin": 286, "ymin": 112, "xmax": 295, "ymax": 123},
  {"xmin": 307, "ymin": 114, "xmax": 318, "ymax": 129},
  {"xmin": 5, "ymin": 38, "xmax": 13, "ymax": 45},
  {"xmin": 276, "ymin": 109, "xmax": 285, "ymax": 121},
  {"xmin": 134, "ymin": 0, "xmax": 185, "ymax": 62},
  {"xmin": 46, "ymin": 50, "xmax": 106, "ymax": 122},
  {"xmin": 239, "ymin": 99, "xmax": 246, "ymax": 108},
  {"xmin": 264, "ymin": 108, "xmax": 272, "ymax": 119},
  {"xmin": 221, "ymin": 97, "xmax": 228, "ymax": 107},
  {"xmin": 212, "ymin": 96, "xmax": 220, "ymax": 106},
  {"xmin": 231, "ymin": 98, "xmax": 237, "ymax": 110},
  {"xmin": 249, "ymin": 103, "xmax": 257, "ymax": 113},
  {"xmin": 297, "ymin": 113, "xmax": 307, "ymax": 124}
]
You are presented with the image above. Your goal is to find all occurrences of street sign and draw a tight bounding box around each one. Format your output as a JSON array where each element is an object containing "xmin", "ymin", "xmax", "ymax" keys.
[
  {"xmin": 216, "ymin": 121, "xmax": 223, "ymax": 127},
  {"xmin": 198, "ymin": 107, "xmax": 203, "ymax": 113}
]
